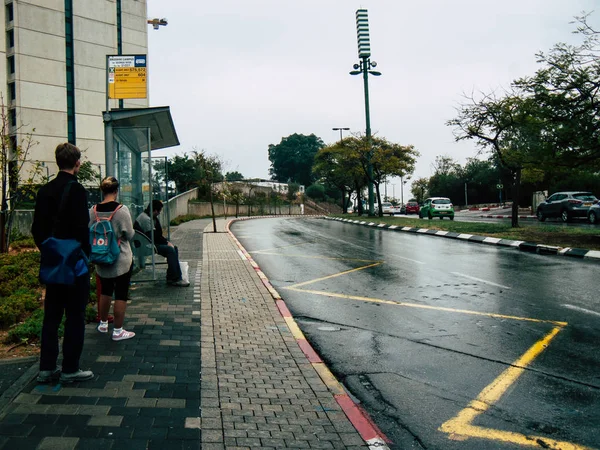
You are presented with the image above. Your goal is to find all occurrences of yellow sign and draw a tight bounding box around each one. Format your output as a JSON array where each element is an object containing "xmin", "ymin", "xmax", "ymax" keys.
[{"xmin": 107, "ymin": 55, "xmax": 147, "ymax": 99}]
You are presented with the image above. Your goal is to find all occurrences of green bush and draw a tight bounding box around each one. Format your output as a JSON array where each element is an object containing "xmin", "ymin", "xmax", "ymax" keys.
[
  {"xmin": 306, "ymin": 184, "xmax": 326, "ymax": 201},
  {"xmin": 6, "ymin": 309, "xmax": 46, "ymax": 344},
  {"xmin": 10, "ymin": 237, "xmax": 36, "ymax": 250},
  {"xmin": 0, "ymin": 252, "xmax": 41, "ymax": 297}
]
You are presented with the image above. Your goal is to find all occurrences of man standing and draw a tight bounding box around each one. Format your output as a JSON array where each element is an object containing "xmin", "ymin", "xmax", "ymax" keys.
[
  {"xmin": 31, "ymin": 143, "xmax": 94, "ymax": 383},
  {"xmin": 135, "ymin": 200, "xmax": 189, "ymax": 287}
]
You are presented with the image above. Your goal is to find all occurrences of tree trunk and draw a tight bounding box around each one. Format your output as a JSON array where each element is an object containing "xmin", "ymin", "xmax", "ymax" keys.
[
  {"xmin": 511, "ymin": 168, "xmax": 521, "ymax": 228},
  {"xmin": 209, "ymin": 184, "xmax": 217, "ymax": 232}
]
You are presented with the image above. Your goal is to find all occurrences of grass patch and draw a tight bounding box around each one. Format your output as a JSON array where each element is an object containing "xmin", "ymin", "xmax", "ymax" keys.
[
  {"xmin": 332, "ymin": 214, "xmax": 600, "ymax": 250},
  {"xmin": 170, "ymin": 214, "xmax": 205, "ymax": 226}
]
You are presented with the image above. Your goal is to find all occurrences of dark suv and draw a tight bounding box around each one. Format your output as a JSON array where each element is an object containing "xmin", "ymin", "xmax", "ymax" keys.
[{"xmin": 536, "ymin": 191, "xmax": 597, "ymax": 222}]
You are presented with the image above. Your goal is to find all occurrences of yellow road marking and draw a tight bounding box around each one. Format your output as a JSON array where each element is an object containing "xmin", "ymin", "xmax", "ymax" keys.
[
  {"xmin": 285, "ymin": 288, "xmax": 567, "ymax": 326},
  {"xmin": 286, "ymin": 263, "xmax": 383, "ymax": 290},
  {"xmin": 440, "ymin": 327, "xmax": 593, "ymax": 449}
]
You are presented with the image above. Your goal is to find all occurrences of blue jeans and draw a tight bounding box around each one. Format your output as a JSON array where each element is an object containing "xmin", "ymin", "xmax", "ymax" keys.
[
  {"xmin": 40, "ymin": 274, "xmax": 90, "ymax": 373},
  {"xmin": 156, "ymin": 244, "xmax": 182, "ymax": 282}
]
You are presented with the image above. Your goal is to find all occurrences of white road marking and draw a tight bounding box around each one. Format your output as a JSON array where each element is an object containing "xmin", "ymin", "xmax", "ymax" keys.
[
  {"xmin": 562, "ymin": 304, "xmax": 600, "ymax": 318},
  {"xmin": 451, "ymin": 272, "xmax": 511, "ymax": 290}
]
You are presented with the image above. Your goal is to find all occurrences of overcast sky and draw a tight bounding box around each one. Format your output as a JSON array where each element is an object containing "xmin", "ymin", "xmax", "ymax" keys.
[{"xmin": 146, "ymin": 0, "xmax": 598, "ymax": 199}]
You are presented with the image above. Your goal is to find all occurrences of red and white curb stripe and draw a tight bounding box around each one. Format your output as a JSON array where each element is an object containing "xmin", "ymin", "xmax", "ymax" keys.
[{"xmin": 225, "ymin": 217, "xmax": 391, "ymax": 449}]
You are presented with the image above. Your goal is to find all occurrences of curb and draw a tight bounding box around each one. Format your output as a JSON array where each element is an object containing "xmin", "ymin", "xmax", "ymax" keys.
[
  {"xmin": 225, "ymin": 216, "xmax": 391, "ymax": 450},
  {"xmin": 0, "ymin": 356, "xmax": 39, "ymax": 419},
  {"xmin": 325, "ymin": 217, "xmax": 600, "ymax": 262}
]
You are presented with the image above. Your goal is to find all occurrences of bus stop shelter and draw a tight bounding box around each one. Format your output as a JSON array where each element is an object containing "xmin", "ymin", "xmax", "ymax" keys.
[{"xmin": 103, "ymin": 106, "xmax": 180, "ymax": 280}]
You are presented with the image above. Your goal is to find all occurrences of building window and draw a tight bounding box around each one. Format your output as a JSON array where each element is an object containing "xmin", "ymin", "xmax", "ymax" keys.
[
  {"xmin": 6, "ymin": 3, "xmax": 13, "ymax": 23},
  {"xmin": 8, "ymin": 82, "xmax": 15, "ymax": 102},
  {"xmin": 8, "ymin": 109, "xmax": 16, "ymax": 127},
  {"xmin": 8, "ymin": 55, "xmax": 15, "ymax": 74},
  {"xmin": 7, "ymin": 29, "xmax": 14, "ymax": 48}
]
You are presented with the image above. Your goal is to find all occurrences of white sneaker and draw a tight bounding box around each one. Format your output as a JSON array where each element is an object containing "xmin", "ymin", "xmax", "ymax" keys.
[
  {"xmin": 97, "ymin": 322, "xmax": 108, "ymax": 333},
  {"xmin": 112, "ymin": 329, "xmax": 135, "ymax": 341}
]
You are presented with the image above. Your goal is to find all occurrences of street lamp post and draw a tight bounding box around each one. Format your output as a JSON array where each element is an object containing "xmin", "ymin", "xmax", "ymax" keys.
[
  {"xmin": 332, "ymin": 127, "xmax": 350, "ymax": 143},
  {"xmin": 350, "ymin": 9, "xmax": 381, "ymax": 216}
]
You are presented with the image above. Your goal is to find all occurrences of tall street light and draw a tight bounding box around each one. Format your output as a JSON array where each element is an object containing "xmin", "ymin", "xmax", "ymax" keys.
[
  {"xmin": 332, "ymin": 127, "xmax": 350, "ymax": 143},
  {"xmin": 350, "ymin": 9, "xmax": 381, "ymax": 216}
]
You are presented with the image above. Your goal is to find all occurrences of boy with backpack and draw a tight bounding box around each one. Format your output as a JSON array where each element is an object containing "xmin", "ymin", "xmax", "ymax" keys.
[{"xmin": 89, "ymin": 176, "xmax": 135, "ymax": 341}]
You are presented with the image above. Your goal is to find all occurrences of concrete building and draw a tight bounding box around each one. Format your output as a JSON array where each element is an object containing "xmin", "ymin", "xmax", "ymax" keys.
[{"xmin": 1, "ymin": 0, "xmax": 149, "ymax": 180}]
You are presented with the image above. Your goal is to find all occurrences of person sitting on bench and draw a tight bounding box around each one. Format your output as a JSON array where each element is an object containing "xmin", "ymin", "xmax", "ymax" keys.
[{"xmin": 134, "ymin": 200, "xmax": 189, "ymax": 287}]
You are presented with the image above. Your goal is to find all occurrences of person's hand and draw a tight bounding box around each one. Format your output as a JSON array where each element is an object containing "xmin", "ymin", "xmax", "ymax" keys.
[{"xmin": 167, "ymin": 242, "xmax": 174, "ymax": 248}]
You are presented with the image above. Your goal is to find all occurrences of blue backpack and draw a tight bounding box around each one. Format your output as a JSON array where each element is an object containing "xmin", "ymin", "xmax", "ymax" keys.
[{"xmin": 89, "ymin": 205, "xmax": 122, "ymax": 265}]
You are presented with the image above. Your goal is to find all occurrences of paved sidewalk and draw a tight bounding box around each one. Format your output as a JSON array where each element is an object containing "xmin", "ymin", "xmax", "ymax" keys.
[
  {"xmin": 201, "ymin": 219, "xmax": 369, "ymax": 449},
  {"xmin": 0, "ymin": 218, "xmax": 375, "ymax": 449},
  {"xmin": 0, "ymin": 219, "xmax": 206, "ymax": 450}
]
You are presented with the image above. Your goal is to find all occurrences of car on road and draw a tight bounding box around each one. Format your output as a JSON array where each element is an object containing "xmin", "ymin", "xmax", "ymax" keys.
[
  {"xmin": 375, "ymin": 202, "xmax": 395, "ymax": 215},
  {"xmin": 536, "ymin": 191, "xmax": 597, "ymax": 223},
  {"xmin": 419, "ymin": 197, "xmax": 454, "ymax": 220},
  {"xmin": 405, "ymin": 201, "xmax": 420, "ymax": 215},
  {"xmin": 588, "ymin": 203, "xmax": 600, "ymax": 224}
]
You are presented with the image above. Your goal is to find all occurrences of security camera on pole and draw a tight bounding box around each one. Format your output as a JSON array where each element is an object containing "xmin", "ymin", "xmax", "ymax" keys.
[{"xmin": 349, "ymin": 9, "xmax": 381, "ymax": 216}]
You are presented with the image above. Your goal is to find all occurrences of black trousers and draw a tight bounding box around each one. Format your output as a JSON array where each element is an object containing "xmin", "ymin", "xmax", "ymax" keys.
[
  {"xmin": 40, "ymin": 275, "xmax": 90, "ymax": 373},
  {"xmin": 156, "ymin": 244, "xmax": 182, "ymax": 282}
]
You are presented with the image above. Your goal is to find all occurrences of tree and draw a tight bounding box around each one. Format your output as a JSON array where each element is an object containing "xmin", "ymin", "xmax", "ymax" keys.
[
  {"xmin": 195, "ymin": 150, "xmax": 222, "ymax": 232},
  {"xmin": 313, "ymin": 142, "xmax": 363, "ymax": 214},
  {"xmin": 514, "ymin": 13, "xmax": 600, "ymax": 172},
  {"xmin": 339, "ymin": 135, "xmax": 419, "ymax": 216},
  {"xmin": 0, "ymin": 97, "xmax": 39, "ymax": 252},
  {"xmin": 411, "ymin": 178, "xmax": 429, "ymax": 204},
  {"xmin": 225, "ymin": 171, "xmax": 244, "ymax": 181},
  {"xmin": 450, "ymin": 14, "xmax": 600, "ymax": 226},
  {"xmin": 268, "ymin": 133, "xmax": 324, "ymax": 186}
]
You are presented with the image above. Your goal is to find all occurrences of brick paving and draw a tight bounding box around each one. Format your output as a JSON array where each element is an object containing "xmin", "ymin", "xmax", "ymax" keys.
[
  {"xmin": 0, "ymin": 218, "xmax": 368, "ymax": 449},
  {"xmin": 201, "ymin": 220, "xmax": 366, "ymax": 449}
]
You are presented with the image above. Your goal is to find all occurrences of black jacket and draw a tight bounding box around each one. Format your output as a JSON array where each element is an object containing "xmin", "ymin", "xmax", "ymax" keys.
[{"xmin": 31, "ymin": 171, "xmax": 91, "ymax": 256}]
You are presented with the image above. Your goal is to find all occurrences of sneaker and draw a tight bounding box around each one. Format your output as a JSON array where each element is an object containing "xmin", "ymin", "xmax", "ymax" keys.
[
  {"xmin": 97, "ymin": 322, "xmax": 108, "ymax": 333},
  {"xmin": 170, "ymin": 279, "xmax": 190, "ymax": 287},
  {"xmin": 112, "ymin": 329, "xmax": 135, "ymax": 341},
  {"xmin": 59, "ymin": 369, "xmax": 94, "ymax": 384},
  {"xmin": 37, "ymin": 367, "xmax": 61, "ymax": 384}
]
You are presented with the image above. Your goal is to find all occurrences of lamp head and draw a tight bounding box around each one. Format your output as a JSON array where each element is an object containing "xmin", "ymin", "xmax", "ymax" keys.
[{"xmin": 353, "ymin": 64, "xmax": 360, "ymax": 70}]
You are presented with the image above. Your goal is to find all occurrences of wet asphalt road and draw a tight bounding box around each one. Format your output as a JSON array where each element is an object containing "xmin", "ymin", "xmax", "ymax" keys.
[{"xmin": 231, "ymin": 217, "xmax": 600, "ymax": 450}]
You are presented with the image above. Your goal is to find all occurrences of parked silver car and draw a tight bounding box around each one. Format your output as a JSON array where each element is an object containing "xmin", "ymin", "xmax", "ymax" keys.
[
  {"xmin": 536, "ymin": 191, "xmax": 597, "ymax": 222},
  {"xmin": 588, "ymin": 203, "xmax": 600, "ymax": 224}
]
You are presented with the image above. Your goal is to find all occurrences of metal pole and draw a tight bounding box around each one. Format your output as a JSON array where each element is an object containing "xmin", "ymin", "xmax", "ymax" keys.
[
  {"xmin": 362, "ymin": 57, "xmax": 374, "ymax": 216},
  {"xmin": 164, "ymin": 156, "xmax": 170, "ymax": 241},
  {"xmin": 465, "ymin": 182, "xmax": 468, "ymax": 207},
  {"xmin": 104, "ymin": 117, "xmax": 114, "ymax": 177},
  {"xmin": 401, "ymin": 177, "xmax": 404, "ymax": 206}
]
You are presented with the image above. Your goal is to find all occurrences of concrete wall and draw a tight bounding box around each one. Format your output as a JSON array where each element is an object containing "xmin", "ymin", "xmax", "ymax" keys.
[{"xmin": 188, "ymin": 202, "xmax": 303, "ymax": 217}]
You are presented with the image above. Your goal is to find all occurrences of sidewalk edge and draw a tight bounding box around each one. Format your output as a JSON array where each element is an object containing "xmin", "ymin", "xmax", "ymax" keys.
[
  {"xmin": 0, "ymin": 357, "xmax": 38, "ymax": 419},
  {"xmin": 226, "ymin": 216, "xmax": 391, "ymax": 449}
]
